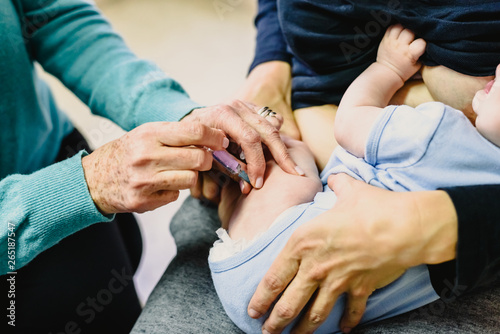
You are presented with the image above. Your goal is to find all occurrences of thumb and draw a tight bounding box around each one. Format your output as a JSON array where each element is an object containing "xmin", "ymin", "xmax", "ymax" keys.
[{"xmin": 327, "ymin": 173, "xmax": 357, "ymax": 195}]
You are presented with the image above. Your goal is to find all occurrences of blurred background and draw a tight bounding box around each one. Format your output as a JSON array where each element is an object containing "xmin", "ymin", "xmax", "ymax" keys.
[{"xmin": 39, "ymin": 0, "xmax": 257, "ymax": 305}]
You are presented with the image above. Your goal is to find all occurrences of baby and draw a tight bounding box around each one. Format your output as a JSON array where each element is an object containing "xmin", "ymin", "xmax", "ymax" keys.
[{"xmin": 209, "ymin": 24, "xmax": 500, "ymax": 333}]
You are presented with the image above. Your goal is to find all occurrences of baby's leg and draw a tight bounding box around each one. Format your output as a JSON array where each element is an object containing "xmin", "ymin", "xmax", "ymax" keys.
[
  {"xmin": 211, "ymin": 193, "xmax": 439, "ymax": 334},
  {"xmin": 294, "ymin": 104, "xmax": 338, "ymax": 171},
  {"xmin": 219, "ymin": 138, "xmax": 322, "ymax": 242},
  {"xmin": 389, "ymin": 79, "xmax": 434, "ymax": 107}
]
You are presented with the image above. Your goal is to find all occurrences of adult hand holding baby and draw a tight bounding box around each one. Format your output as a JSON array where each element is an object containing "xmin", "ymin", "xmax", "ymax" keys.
[{"xmin": 248, "ymin": 174, "xmax": 458, "ymax": 334}]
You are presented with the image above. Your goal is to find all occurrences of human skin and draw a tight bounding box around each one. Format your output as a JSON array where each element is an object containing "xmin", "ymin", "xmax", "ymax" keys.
[
  {"xmin": 336, "ymin": 29, "xmax": 500, "ymax": 157},
  {"xmin": 189, "ymin": 98, "xmax": 305, "ymax": 203},
  {"xmin": 83, "ymin": 100, "xmax": 302, "ymax": 214},
  {"xmin": 82, "ymin": 121, "xmax": 228, "ymax": 214},
  {"xmin": 246, "ymin": 26, "xmax": 472, "ymax": 334},
  {"xmin": 191, "ymin": 61, "xmax": 301, "ymax": 203},
  {"xmin": 294, "ymin": 78, "xmax": 435, "ymax": 170},
  {"xmin": 190, "ymin": 59, "xmax": 490, "ymax": 199},
  {"xmin": 472, "ymin": 64, "xmax": 500, "ymax": 146},
  {"xmin": 248, "ymin": 174, "xmax": 457, "ymax": 334},
  {"xmin": 335, "ymin": 24, "xmax": 427, "ymax": 157},
  {"xmin": 184, "ymin": 100, "xmax": 303, "ymax": 190},
  {"xmin": 422, "ymin": 65, "xmax": 494, "ymax": 125},
  {"xmin": 296, "ymin": 67, "xmax": 493, "ymax": 171},
  {"xmin": 218, "ymin": 137, "xmax": 322, "ymax": 241},
  {"xmin": 235, "ymin": 61, "xmax": 299, "ymax": 141}
]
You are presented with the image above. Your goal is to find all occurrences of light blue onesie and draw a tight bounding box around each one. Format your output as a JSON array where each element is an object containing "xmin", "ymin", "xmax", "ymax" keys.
[{"xmin": 209, "ymin": 102, "xmax": 500, "ymax": 333}]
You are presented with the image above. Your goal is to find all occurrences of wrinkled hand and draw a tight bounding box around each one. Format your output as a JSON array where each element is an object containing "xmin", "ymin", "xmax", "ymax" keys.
[
  {"xmin": 235, "ymin": 61, "xmax": 300, "ymax": 140},
  {"xmin": 82, "ymin": 122, "xmax": 228, "ymax": 214},
  {"xmin": 186, "ymin": 98, "xmax": 302, "ymax": 203},
  {"xmin": 377, "ymin": 24, "xmax": 426, "ymax": 82},
  {"xmin": 248, "ymin": 174, "xmax": 428, "ymax": 334}
]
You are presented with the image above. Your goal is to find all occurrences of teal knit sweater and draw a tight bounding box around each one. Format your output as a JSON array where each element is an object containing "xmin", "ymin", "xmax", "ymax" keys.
[{"xmin": 0, "ymin": 0, "xmax": 201, "ymax": 274}]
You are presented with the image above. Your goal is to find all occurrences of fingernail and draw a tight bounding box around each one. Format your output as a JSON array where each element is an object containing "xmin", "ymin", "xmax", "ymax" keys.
[
  {"xmin": 248, "ymin": 308, "xmax": 261, "ymax": 318},
  {"xmin": 295, "ymin": 165, "xmax": 305, "ymax": 176},
  {"xmin": 262, "ymin": 329, "xmax": 271, "ymax": 334},
  {"xmin": 222, "ymin": 137, "xmax": 230, "ymax": 148},
  {"xmin": 255, "ymin": 177, "xmax": 263, "ymax": 189},
  {"xmin": 342, "ymin": 327, "xmax": 352, "ymax": 334},
  {"xmin": 239, "ymin": 180, "xmax": 245, "ymax": 193}
]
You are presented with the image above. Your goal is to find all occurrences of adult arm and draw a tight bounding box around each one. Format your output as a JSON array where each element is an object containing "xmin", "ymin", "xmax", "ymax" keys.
[
  {"xmin": 28, "ymin": 0, "xmax": 290, "ymax": 128},
  {"xmin": 235, "ymin": 0, "xmax": 298, "ymax": 139},
  {"xmin": 249, "ymin": 0, "xmax": 291, "ymax": 72},
  {"xmin": 25, "ymin": 1, "xmax": 300, "ymax": 191},
  {"xmin": 192, "ymin": 0, "xmax": 299, "ymax": 201},
  {"xmin": 241, "ymin": 0, "xmax": 298, "ymax": 139},
  {"xmin": 3, "ymin": 0, "xmax": 300, "ymax": 273},
  {"xmin": 232, "ymin": 0, "xmax": 299, "ymax": 178},
  {"xmin": 0, "ymin": 152, "xmax": 109, "ymax": 275},
  {"xmin": 0, "ymin": 123, "xmax": 228, "ymax": 275},
  {"xmin": 24, "ymin": 0, "xmax": 199, "ymax": 127}
]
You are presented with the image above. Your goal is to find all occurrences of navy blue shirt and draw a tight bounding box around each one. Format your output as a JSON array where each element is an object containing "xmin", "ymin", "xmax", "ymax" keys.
[{"xmin": 251, "ymin": 0, "xmax": 500, "ymax": 109}]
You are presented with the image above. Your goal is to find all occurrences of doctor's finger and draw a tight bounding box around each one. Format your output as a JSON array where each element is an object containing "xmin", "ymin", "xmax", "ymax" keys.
[{"xmin": 261, "ymin": 271, "xmax": 319, "ymax": 333}]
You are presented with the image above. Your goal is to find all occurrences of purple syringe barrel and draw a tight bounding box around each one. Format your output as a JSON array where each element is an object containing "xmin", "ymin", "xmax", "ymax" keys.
[{"xmin": 212, "ymin": 150, "xmax": 241, "ymax": 174}]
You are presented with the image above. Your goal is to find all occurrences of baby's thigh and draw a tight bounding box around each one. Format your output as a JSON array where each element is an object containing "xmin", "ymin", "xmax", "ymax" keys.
[
  {"xmin": 389, "ymin": 79, "xmax": 434, "ymax": 107},
  {"xmin": 294, "ymin": 104, "xmax": 338, "ymax": 171}
]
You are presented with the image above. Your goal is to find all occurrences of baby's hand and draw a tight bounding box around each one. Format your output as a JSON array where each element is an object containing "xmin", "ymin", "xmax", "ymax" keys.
[{"xmin": 377, "ymin": 24, "xmax": 426, "ymax": 82}]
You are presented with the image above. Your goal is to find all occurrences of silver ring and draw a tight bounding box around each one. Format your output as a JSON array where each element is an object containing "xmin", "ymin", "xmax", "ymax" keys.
[
  {"xmin": 258, "ymin": 106, "xmax": 276, "ymax": 118},
  {"xmin": 257, "ymin": 106, "xmax": 270, "ymax": 117}
]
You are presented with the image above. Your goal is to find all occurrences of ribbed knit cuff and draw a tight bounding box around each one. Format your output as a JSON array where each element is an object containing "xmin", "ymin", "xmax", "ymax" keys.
[{"xmin": 19, "ymin": 151, "xmax": 113, "ymax": 248}]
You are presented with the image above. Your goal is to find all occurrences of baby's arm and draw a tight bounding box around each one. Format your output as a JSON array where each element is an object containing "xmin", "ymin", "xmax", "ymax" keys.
[{"xmin": 334, "ymin": 24, "xmax": 427, "ymax": 158}]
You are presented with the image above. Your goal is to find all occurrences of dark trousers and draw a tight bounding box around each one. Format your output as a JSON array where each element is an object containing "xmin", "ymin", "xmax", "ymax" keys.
[{"xmin": 2, "ymin": 129, "xmax": 143, "ymax": 334}]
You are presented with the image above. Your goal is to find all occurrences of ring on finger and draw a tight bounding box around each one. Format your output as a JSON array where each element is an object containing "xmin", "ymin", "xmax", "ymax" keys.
[
  {"xmin": 257, "ymin": 106, "xmax": 276, "ymax": 118},
  {"xmin": 257, "ymin": 106, "xmax": 270, "ymax": 117}
]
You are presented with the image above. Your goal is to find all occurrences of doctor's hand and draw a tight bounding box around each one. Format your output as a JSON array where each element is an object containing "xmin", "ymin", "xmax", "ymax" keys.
[
  {"xmin": 235, "ymin": 61, "xmax": 300, "ymax": 140},
  {"xmin": 186, "ymin": 99, "xmax": 303, "ymax": 203},
  {"xmin": 82, "ymin": 121, "xmax": 228, "ymax": 214},
  {"xmin": 248, "ymin": 174, "xmax": 457, "ymax": 334}
]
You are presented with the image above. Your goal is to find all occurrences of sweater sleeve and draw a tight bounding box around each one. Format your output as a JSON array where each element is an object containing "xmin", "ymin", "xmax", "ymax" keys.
[
  {"xmin": 248, "ymin": 0, "xmax": 292, "ymax": 73},
  {"xmin": 429, "ymin": 185, "xmax": 500, "ymax": 296},
  {"xmin": 21, "ymin": 0, "xmax": 200, "ymax": 130},
  {"xmin": 0, "ymin": 151, "xmax": 112, "ymax": 275}
]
